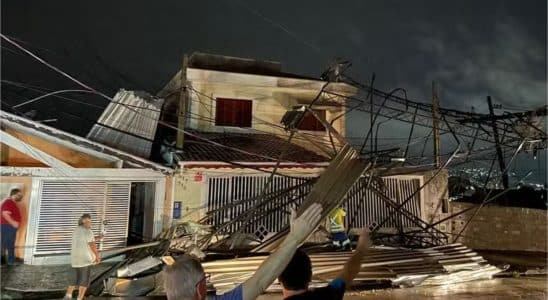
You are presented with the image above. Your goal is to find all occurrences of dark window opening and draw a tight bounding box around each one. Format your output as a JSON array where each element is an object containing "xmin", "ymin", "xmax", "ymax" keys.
[
  {"xmin": 297, "ymin": 110, "xmax": 326, "ymax": 131},
  {"xmin": 215, "ymin": 98, "xmax": 252, "ymax": 128},
  {"xmin": 442, "ymin": 198, "xmax": 449, "ymax": 213}
]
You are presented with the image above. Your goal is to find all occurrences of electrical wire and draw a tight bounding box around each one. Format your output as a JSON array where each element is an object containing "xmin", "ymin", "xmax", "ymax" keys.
[
  {"xmin": 3, "ymin": 79, "xmax": 341, "ymax": 153},
  {"xmin": 3, "ymin": 32, "xmax": 545, "ymax": 251},
  {"xmin": 0, "ymin": 38, "xmax": 296, "ymax": 164},
  {"xmin": 226, "ymin": 0, "xmax": 324, "ymax": 57}
]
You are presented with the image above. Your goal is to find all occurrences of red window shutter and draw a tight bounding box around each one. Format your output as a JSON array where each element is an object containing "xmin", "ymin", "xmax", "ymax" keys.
[
  {"xmin": 232, "ymin": 100, "xmax": 239, "ymax": 126},
  {"xmin": 215, "ymin": 98, "xmax": 252, "ymax": 127},
  {"xmin": 239, "ymin": 100, "xmax": 252, "ymax": 127},
  {"xmin": 227, "ymin": 99, "xmax": 237, "ymax": 126},
  {"xmin": 298, "ymin": 110, "xmax": 326, "ymax": 131},
  {"xmin": 216, "ymin": 99, "xmax": 227, "ymax": 125}
]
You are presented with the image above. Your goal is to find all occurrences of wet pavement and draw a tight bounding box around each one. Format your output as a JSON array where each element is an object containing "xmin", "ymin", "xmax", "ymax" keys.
[
  {"xmin": 1, "ymin": 249, "xmax": 545, "ymax": 299},
  {"xmin": 258, "ymin": 277, "xmax": 547, "ymax": 300},
  {"xmin": 344, "ymin": 277, "xmax": 547, "ymax": 300},
  {"xmin": 0, "ymin": 276, "xmax": 545, "ymax": 299},
  {"xmin": 0, "ymin": 263, "xmax": 114, "ymax": 299}
]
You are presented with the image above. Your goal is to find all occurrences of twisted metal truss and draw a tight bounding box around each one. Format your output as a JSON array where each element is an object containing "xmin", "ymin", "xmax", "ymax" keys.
[{"xmin": 192, "ymin": 74, "xmax": 547, "ymax": 252}]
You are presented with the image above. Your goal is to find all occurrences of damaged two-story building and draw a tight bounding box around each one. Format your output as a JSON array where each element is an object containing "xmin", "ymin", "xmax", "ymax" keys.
[
  {"xmin": 0, "ymin": 53, "xmax": 453, "ymax": 264},
  {"xmin": 153, "ymin": 53, "xmax": 451, "ymax": 243}
]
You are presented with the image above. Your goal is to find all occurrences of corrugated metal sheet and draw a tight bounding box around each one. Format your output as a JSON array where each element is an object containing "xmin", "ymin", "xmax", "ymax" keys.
[
  {"xmin": 34, "ymin": 180, "xmax": 130, "ymax": 255},
  {"xmin": 87, "ymin": 89, "xmax": 164, "ymax": 158},
  {"xmin": 202, "ymin": 244, "xmax": 501, "ymax": 294}
]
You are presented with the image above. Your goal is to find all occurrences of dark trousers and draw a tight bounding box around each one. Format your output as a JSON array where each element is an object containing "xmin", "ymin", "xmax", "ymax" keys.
[{"xmin": 1, "ymin": 224, "xmax": 17, "ymax": 264}]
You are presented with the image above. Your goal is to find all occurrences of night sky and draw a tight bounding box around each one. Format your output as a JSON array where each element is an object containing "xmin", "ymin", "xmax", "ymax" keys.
[{"xmin": 1, "ymin": 0, "xmax": 547, "ymax": 182}]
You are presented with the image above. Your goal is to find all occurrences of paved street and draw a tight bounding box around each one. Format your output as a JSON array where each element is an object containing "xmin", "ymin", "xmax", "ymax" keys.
[{"xmin": 259, "ymin": 277, "xmax": 547, "ymax": 300}]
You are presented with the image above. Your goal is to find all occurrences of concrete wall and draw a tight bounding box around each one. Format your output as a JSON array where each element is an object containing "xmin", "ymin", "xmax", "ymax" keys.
[
  {"xmin": 172, "ymin": 166, "xmax": 325, "ymax": 223},
  {"xmin": 162, "ymin": 175, "xmax": 174, "ymax": 229},
  {"xmin": 174, "ymin": 170, "xmax": 205, "ymax": 222},
  {"xmin": 420, "ymin": 169, "xmax": 451, "ymax": 234},
  {"xmin": 185, "ymin": 74, "xmax": 350, "ymax": 154},
  {"xmin": 450, "ymin": 202, "xmax": 547, "ymax": 252}
]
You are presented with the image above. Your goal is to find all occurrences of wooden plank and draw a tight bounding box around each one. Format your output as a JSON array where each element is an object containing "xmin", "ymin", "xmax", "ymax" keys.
[
  {"xmin": 0, "ymin": 129, "xmax": 73, "ymax": 170},
  {"xmin": 0, "ymin": 141, "xmax": 9, "ymax": 165}
]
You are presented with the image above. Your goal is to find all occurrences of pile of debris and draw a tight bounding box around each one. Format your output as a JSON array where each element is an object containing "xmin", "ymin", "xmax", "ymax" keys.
[
  {"xmin": 202, "ymin": 243, "xmax": 501, "ymax": 294},
  {"xmin": 168, "ymin": 221, "xmax": 213, "ymax": 258}
]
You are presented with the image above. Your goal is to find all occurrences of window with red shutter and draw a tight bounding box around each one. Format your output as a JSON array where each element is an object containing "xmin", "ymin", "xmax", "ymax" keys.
[
  {"xmin": 297, "ymin": 110, "xmax": 326, "ymax": 131},
  {"xmin": 215, "ymin": 98, "xmax": 253, "ymax": 128}
]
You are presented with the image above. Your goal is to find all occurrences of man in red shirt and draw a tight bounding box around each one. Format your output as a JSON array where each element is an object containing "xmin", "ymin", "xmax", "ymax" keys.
[{"xmin": 1, "ymin": 188, "xmax": 23, "ymax": 265}]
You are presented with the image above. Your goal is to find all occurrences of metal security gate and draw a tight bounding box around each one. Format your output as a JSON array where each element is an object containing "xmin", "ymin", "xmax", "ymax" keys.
[
  {"xmin": 344, "ymin": 177, "xmax": 422, "ymax": 229},
  {"xmin": 207, "ymin": 175, "xmax": 312, "ymax": 233},
  {"xmin": 206, "ymin": 175, "xmax": 422, "ymax": 234},
  {"xmin": 34, "ymin": 180, "xmax": 131, "ymax": 255}
]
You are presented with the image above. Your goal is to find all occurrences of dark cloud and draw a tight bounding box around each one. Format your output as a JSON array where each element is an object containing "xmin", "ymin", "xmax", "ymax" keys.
[{"xmin": 408, "ymin": 18, "xmax": 546, "ymax": 112}]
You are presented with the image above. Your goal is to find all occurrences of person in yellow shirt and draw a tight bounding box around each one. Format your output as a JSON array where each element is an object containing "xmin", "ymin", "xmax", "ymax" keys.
[{"xmin": 328, "ymin": 207, "xmax": 350, "ymax": 250}]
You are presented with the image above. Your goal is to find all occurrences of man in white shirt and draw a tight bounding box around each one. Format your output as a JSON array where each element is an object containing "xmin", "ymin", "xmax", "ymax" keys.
[{"xmin": 64, "ymin": 214, "xmax": 101, "ymax": 300}]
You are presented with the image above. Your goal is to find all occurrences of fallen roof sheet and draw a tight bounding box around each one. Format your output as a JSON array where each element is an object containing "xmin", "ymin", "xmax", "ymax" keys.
[
  {"xmin": 87, "ymin": 89, "xmax": 163, "ymax": 159},
  {"xmin": 202, "ymin": 243, "xmax": 502, "ymax": 294},
  {"xmin": 0, "ymin": 110, "xmax": 173, "ymax": 174}
]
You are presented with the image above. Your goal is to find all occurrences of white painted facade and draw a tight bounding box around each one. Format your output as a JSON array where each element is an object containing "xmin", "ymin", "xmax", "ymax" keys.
[
  {"xmin": 159, "ymin": 67, "xmax": 357, "ymax": 155},
  {"xmin": 19, "ymin": 169, "xmax": 167, "ymax": 265},
  {"xmin": 1, "ymin": 111, "xmax": 174, "ymax": 265}
]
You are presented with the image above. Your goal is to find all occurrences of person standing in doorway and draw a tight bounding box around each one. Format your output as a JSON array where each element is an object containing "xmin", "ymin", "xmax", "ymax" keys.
[
  {"xmin": 64, "ymin": 214, "xmax": 101, "ymax": 300},
  {"xmin": 328, "ymin": 207, "xmax": 350, "ymax": 250},
  {"xmin": 1, "ymin": 188, "xmax": 23, "ymax": 265}
]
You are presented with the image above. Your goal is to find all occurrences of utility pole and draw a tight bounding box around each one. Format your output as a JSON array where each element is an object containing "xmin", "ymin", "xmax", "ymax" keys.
[
  {"xmin": 370, "ymin": 73, "xmax": 375, "ymax": 157},
  {"xmin": 487, "ymin": 96, "xmax": 509, "ymax": 189},
  {"xmin": 176, "ymin": 55, "xmax": 189, "ymax": 149},
  {"xmin": 431, "ymin": 81, "xmax": 441, "ymax": 168}
]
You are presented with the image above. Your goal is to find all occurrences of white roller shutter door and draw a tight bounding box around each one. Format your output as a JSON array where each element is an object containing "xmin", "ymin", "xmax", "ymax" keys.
[
  {"xmin": 103, "ymin": 183, "xmax": 131, "ymax": 249},
  {"xmin": 34, "ymin": 180, "xmax": 130, "ymax": 255}
]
